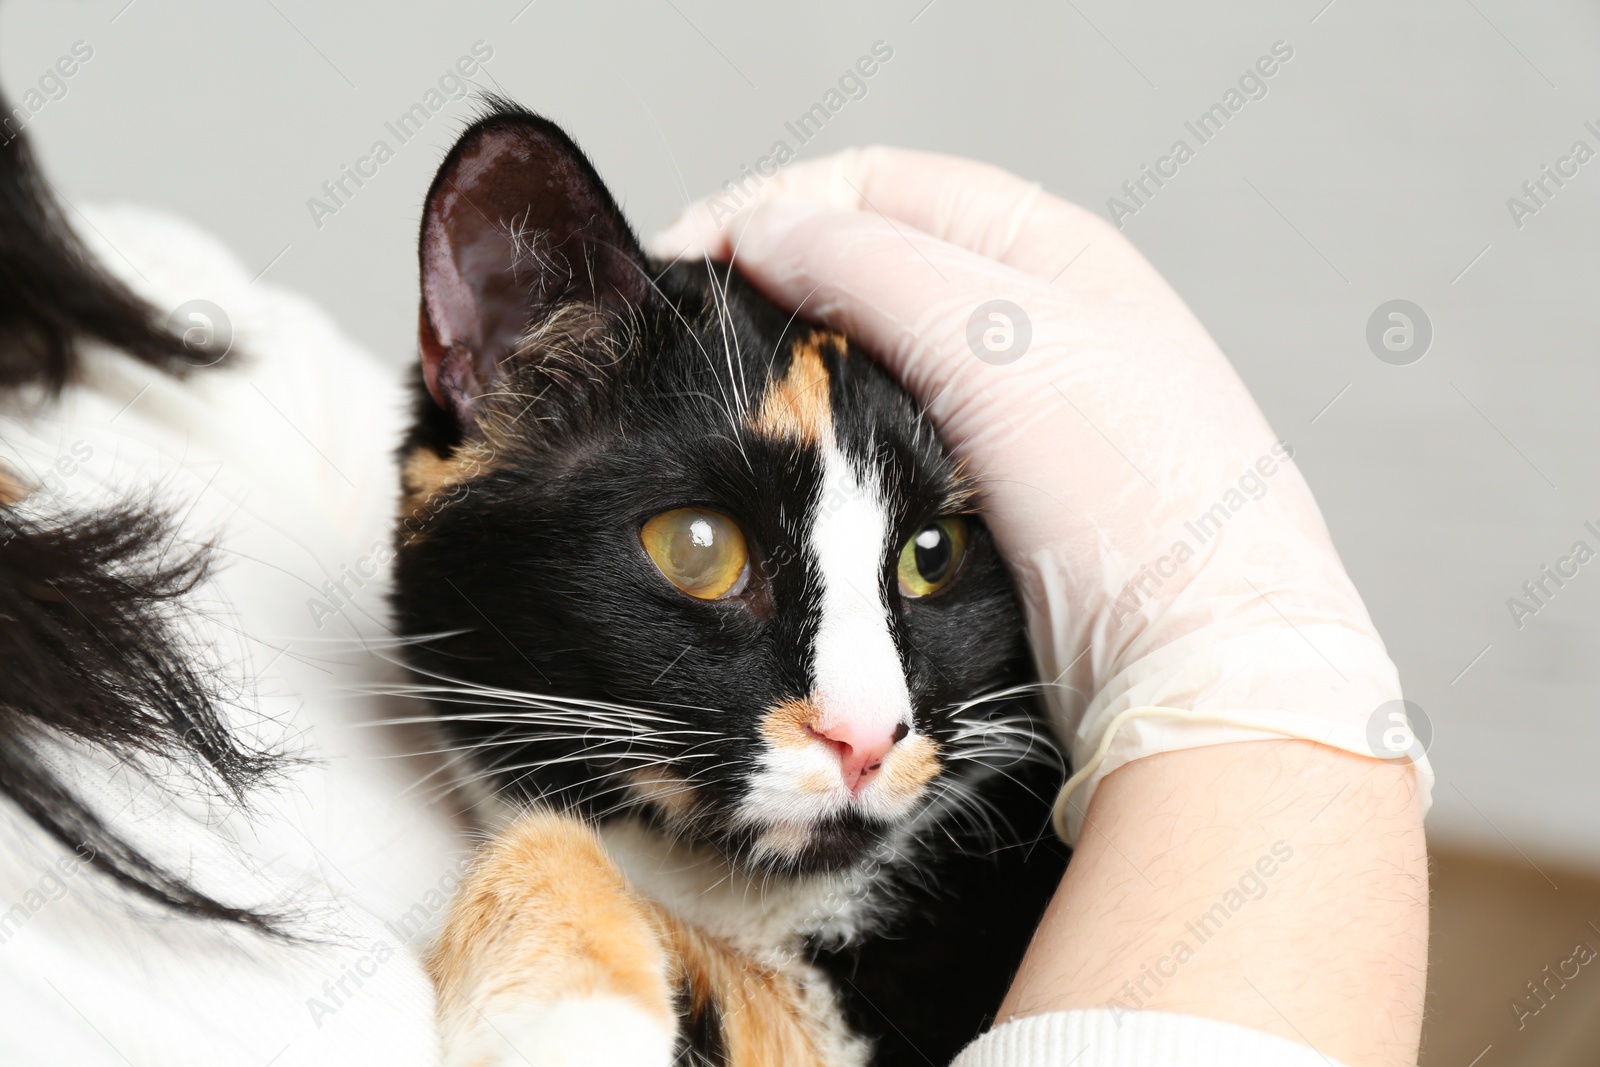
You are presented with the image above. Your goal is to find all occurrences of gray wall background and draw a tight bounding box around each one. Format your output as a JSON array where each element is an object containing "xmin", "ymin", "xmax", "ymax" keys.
[{"xmin": 4, "ymin": 0, "xmax": 1595, "ymax": 867}]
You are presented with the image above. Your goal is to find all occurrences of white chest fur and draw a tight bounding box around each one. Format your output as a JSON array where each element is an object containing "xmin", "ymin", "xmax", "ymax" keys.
[{"xmin": 597, "ymin": 819, "xmax": 897, "ymax": 962}]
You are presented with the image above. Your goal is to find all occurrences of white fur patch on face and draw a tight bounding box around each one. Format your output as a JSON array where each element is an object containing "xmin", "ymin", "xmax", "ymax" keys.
[
  {"xmin": 737, "ymin": 439, "xmax": 924, "ymax": 843},
  {"xmin": 739, "ymin": 720, "xmax": 851, "ymax": 841},
  {"xmin": 807, "ymin": 441, "xmax": 913, "ymax": 740}
]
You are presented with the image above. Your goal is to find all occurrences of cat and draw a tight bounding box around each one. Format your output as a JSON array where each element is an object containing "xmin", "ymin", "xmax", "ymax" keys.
[{"xmin": 392, "ymin": 99, "xmax": 1068, "ymax": 1067}]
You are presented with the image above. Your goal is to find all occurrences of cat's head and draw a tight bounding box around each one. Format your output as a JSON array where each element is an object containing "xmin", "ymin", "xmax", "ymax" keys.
[{"xmin": 393, "ymin": 101, "xmax": 1046, "ymax": 874}]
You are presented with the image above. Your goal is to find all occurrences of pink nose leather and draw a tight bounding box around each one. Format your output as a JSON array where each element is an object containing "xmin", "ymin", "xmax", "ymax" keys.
[{"xmin": 812, "ymin": 720, "xmax": 908, "ymax": 793}]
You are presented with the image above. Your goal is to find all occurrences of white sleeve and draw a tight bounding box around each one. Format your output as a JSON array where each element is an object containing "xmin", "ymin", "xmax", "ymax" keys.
[
  {"xmin": 952, "ymin": 1010, "xmax": 1350, "ymax": 1067},
  {"xmin": 0, "ymin": 204, "xmax": 460, "ymax": 1067}
]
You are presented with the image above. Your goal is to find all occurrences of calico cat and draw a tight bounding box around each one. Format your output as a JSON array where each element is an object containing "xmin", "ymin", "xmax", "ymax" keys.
[{"xmin": 393, "ymin": 100, "xmax": 1068, "ymax": 1066}]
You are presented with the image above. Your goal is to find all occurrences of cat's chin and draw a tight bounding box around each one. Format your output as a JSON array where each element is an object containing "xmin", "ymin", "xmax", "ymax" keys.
[
  {"xmin": 608, "ymin": 782, "xmax": 907, "ymax": 878},
  {"xmin": 725, "ymin": 812, "xmax": 904, "ymax": 878}
]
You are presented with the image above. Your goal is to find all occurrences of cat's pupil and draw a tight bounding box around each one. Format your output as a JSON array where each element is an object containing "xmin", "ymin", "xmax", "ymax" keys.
[{"xmin": 913, "ymin": 525, "xmax": 952, "ymax": 582}]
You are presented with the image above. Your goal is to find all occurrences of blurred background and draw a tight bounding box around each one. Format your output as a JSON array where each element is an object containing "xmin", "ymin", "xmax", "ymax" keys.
[{"xmin": 3, "ymin": 0, "xmax": 1595, "ymax": 1061}]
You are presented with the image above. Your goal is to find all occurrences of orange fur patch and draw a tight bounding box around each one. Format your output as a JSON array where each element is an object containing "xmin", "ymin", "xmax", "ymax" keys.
[
  {"xmin": 759, "ymin": 697, "xmax": 824, "ymax": 750},
  {"xmin": 655, "ymin": 911, "xmax": 831, "ymax": 1066},
  {"xmin": 627, "ymin": 769, "xmax": 699, "ymax": 824},
  {"xmin": 876, "ymin": 733, "xmax": 941, "ymax": 802},
  {"xmin": 427, "ymin": 811, "xmax": 675, "ymax": 1029},
  {"xmin": 399, "ymin": 443, "xmax": 497, "ymax": 527},
  {"xmin": 0, "ymin": 463, "xmax": 24, "ymax": 506},
  {"xmin": 428, "ymin": 809, "xmax": 845, "ymax": 1065},
  {"xmin": 749, "ymin": 332, "xmax": 842, "ymax": 444},
  {"xmin": 798, "ymin": 769, "xmax": 837, "ymax": 795}
]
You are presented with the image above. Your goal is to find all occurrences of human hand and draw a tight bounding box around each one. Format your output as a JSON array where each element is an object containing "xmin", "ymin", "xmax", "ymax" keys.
[{"xmin": 649, "ymin": 148, "xmax": 1430, "ymax": 837}]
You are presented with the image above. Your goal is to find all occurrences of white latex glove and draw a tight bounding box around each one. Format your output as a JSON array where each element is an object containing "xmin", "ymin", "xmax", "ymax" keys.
[{"xmin": 649, "ymin": 148, "xmax": 1432, "ymax": 839}]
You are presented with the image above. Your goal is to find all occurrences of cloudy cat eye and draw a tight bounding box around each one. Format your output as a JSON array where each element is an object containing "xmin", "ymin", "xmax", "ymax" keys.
[
  {"xmin": 640, "ymin": 507, "xmax": 751, "ymax": 600},
  {"xmin": 897, "ymin": 517, "xmax": 969, "ymax": 598}
]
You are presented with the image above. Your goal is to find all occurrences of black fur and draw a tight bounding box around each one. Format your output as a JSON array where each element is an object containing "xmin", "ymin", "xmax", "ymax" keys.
[
  {"xmin": 396, "ymin": 100, "xmax": 1068, "ymax": 1061},
  {"xmin": 811, "ymin": 788, "xmax": 1070, "ymax": 1064},
  {"xmin": 0, "ymin": 85, "xmax": 283, "ymax": 929}
]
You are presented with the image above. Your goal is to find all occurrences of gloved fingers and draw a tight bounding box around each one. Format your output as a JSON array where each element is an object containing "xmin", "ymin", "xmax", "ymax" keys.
[
  {"xmin": 723, "ymin": 198, "xmax": 1316, "ymax": 572},
  {"xmin": 716, "ymin": 196, "xmax": 1055, "ymax": 430},
  {"xmin": 646, "ymin": 160, "xmax": 1427, "ymax": 841},
  {"xmin": 645, "ymin": 147, "xmax": 1146, "ymax": 292}
]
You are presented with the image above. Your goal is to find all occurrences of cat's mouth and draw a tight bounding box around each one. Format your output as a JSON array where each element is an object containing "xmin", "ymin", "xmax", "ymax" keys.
[
  {"xmin": 727, "ymin": 716, "xmax": 944, "ymax": 872},
  {"xmin": 739, "ymin": 811, "xmax": 896, "ymax": 873},
  {"xmin": 623, "ymin": 719, "xmax": 944, "ymax": 873}
]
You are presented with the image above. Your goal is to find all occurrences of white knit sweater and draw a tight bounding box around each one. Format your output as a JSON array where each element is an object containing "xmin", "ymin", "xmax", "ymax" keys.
[{"xmin": 954, "ymin": 1009, "xmax": 1350, "ymax": 1066}]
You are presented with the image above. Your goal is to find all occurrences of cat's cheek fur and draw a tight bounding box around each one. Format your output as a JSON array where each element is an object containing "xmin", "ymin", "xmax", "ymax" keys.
[{"xmin": 739, "ymin": 737, "xmax": 852, "ymax": 840}]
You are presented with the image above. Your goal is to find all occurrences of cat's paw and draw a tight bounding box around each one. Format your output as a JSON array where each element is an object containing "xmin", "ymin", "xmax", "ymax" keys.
[
  {"xmin": 428, "ymin": 812, "xmax": 680, "ymax": 1065},
  {"xmin": 441, "ymin": 995, "xmax": 677, "ymax": 1067}
]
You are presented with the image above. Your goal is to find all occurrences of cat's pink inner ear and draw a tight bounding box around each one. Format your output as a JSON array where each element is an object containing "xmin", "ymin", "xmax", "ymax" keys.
[
  {"xmin": 418, "ymin": 217, "xmax": 477, "ymax": 415},
  {"xmin": 418, "ymin": 132, "xmax": 532, "ymax": 422},
  {"xmin": 416, "ymin": 113, "xmax": 649, "ymax": 426}
]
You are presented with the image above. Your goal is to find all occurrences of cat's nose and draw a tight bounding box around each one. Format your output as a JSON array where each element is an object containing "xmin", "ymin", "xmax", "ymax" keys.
[{"xmin": 811, "ymin": 719, "xmax": 911, "ymax": 793}]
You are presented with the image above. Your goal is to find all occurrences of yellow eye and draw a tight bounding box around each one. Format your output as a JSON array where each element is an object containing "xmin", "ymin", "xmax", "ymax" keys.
[
  {"xmin": 640, "ymin": 508, "xmax": 750, "ymax": 600},
  {"xmin": 897, "ymin": 517, "xmax": 968, "ymax": 598}
]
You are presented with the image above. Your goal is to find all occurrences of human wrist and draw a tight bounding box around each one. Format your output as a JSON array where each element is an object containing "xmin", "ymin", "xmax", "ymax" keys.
[{"xmin": 999, "ymin": 741, "xmax": 1428, "ymax": 1067}]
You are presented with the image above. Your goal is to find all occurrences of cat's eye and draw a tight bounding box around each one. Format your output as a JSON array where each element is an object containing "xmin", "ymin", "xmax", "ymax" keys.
[
  {"xmin": 897, "ymin": 517, "xmax": 968, "ymax": 598},
  {"xmin": 640, "ymin": 508, "xmax": 750, "ymax": 601}
]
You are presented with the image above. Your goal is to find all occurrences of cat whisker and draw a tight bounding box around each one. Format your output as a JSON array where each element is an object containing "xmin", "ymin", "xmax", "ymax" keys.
[
  {"xmin": 365, "ymin": 729, "xmax": 717, "ymax": 761},
  {"xmin": 363, "ymin": 683, "xmax": 698, "ymax": 719},
  {"xmin": 935, "ymin": 681, "xmax": 1059, "ymax": 722},
  {"xmin": 413, "ymin": 747, "xmax": 721, "ymax": 804},
  {"xmin": 360, "ymin": 648, "xmax": 719, "ymax": 718},
  {"xmin": 383, "ymin": 680, "xmax": 720, "ymax": 719},
  {"xmin": 359, "ymin": 707, "xmax": 702, "ymax": 733},
  {"xmin": 917, "ymin": 776, "xmax": 1013, "ymax": 852},
  {"xmin": 713, "ymin": 236, "xmax": 751, "ymax": 421},
  {"xmin": 625, "ymin": 254, "xmax": 748, "ymax": 452},
  {"xmin": 359, "ymin": 692, "xmax": 701, "ymax": 730}
]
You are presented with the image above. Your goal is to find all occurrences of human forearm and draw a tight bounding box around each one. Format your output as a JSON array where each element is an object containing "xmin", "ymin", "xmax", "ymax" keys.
[{"xmin": 998, "ymin": 740, "xmax": 1428, "ymax": 1067}]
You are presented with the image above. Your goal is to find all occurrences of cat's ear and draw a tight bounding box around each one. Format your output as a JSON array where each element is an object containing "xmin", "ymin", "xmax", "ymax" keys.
[{"xmin": 418, "ymin": 106, "xmax": 648, "ymax": 424}]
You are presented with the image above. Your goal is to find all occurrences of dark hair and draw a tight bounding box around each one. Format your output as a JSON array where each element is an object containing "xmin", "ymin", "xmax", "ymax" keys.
[
  {"xmin": 0, "ymin": 89, "xmax": 283, "ymax": 928},
  {"xmin": 0, "ymin": 107, "xmax": 199, "ymax": 390}
]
